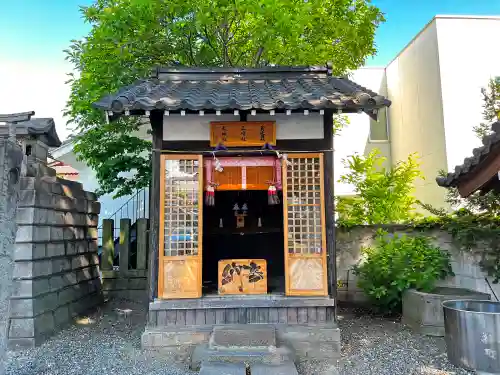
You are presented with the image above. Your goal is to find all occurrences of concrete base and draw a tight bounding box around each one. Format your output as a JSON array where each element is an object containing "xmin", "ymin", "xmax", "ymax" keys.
[
  {"xmin": 211, "ymin": 325, "xmax": 276, "ymax": 348},
  {"xmin": 251, "ymin": 362, "xmax": 299, "ymax": 375},
  {"xmin": 199, "ymin": 362, "xmax": 246, "ymax": 375},
  {"xmin": 191, "ymin": 343, "xmax": 295, "ymax": 370},
  {"xmin": 191, "ymin": 324, "xmax": 301, "ymax": 374},
  {"xmin": 402, "ymin": 287, "xmax": 490, "ymax": 337},
  {"xmin": 142, "ymin": 323, "xmax": 340, "ymax": 363}
]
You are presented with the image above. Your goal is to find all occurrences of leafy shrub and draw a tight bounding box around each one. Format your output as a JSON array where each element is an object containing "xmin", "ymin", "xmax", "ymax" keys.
[
  {"xmin": 336, "ymin": 149, "xmax": 423, "ymax": 226},
  {"xmin": 353, "ymin": 230, "xmax": 454, "ymax": 313}
]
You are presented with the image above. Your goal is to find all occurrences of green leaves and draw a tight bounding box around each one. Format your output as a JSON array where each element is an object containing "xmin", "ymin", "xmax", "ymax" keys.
[
  {"xmin": 65, "ymin": 0, "xmax": 384, "ymax": 197},
  {"xmin": 473, "ymin": 77, "xmax": 500, "ymax": 140},
  {"xmin": 336, "ymin": 149, "xmax": 423, "ymax": 226},
  {"xmin": 353, "ymin": 230, "xmax": 454, "ymax": 313}
]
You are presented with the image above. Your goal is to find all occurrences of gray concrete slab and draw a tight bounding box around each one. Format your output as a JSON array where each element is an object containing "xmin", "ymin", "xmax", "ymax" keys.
[
  {"xmin": 199, "ymin": 361, "xmax": 246, "ymax": 375},
  {"xmin": 251, "ymin": 361, "xmax": 299, "ymax": 375},
  {"xmin": 212, "ymin": 325, "xmax": 276, "ymax": 347}
]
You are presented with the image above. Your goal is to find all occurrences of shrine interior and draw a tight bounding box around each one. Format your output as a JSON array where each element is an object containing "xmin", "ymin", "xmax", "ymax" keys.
[{"xmin": 202, "ymin": 189, "xmax": 285, "ymax": 295}]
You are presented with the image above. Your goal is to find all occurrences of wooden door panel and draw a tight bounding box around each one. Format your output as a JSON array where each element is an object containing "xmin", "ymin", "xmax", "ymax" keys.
[
  {"xmin": 283, "ymin": 153, "xmax": 328, "ymax": 296},
  {"xmin": 288, "ymin": 256, "xmax": 326, "ymax": 292},
  {"xmin": 161, "ymin": 257, "xmax": 201, "ymax": 299},
  {"xmin": 159, "ymin": 155, "xmax": 203, "ymax": 299}
]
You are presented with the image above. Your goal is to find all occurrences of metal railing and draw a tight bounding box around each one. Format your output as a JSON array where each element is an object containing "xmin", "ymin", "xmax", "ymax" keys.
[{"xmin": 97, "ymin": 188, "xmax": 150, "ymax": 247}]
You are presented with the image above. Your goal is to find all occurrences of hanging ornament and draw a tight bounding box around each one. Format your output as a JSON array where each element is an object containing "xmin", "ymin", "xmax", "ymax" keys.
[
  {"xmin": 273, "ymin": 186, "xmax": 280, "ymax": 205},
  {"xmin": 214, "ymin": 158, "xmax": 223, "ymax": 172},
  {"xmin": 268, "ymin": 184, "xmax": 278, "ymax": 205},
  {"xmin": 205, "ymin": 184, "xmax": 215, "ymax": 206}
]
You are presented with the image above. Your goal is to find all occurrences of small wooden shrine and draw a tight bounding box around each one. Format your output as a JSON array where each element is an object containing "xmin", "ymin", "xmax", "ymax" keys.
[{"xmin": 94, "ymin": 65, "xmax": 391, "ymax": 362}]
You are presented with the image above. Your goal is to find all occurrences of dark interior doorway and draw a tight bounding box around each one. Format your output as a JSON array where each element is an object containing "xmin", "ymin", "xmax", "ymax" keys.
[{"xmin": 202, "ymin": 190, "xmax": 284, "ymax": 295}]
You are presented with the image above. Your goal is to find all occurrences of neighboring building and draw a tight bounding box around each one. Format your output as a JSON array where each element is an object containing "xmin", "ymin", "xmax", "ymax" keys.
[
  {"xmin": 52, "ymin": 14, "xmax": 500, "ymax": 218},
  {"xmin": 48, "ymin": 158, "xmax": 80, "ymax": 181},
  {"xmin": 338, "ymin": 15, "xmax": 500, "ymax": 210}
]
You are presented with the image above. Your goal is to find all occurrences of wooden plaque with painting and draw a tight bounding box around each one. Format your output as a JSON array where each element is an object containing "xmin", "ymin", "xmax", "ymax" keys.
[{"xmin": 218, "ymin": 259, "xmax": 267, "ymax": 295}]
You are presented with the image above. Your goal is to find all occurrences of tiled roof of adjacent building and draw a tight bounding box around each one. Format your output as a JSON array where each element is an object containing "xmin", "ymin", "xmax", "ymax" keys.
[
  {"xmin": 0, "ymin": 115, "xmax": 61, "ymax": 147},
  {"xmin": 436, "ymin": 121, "xmax": 500, "ymax": 188},
  {"xmin": 93, "ymin": 65, "xmax": 391, "ymax": 115}
]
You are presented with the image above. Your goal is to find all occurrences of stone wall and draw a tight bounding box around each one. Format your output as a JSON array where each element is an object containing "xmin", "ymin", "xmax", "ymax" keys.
[
  {"xmin": 0, "ymin": 131, "xmax": 24, "ymax": 372},
  {"xmin": 336, "ymin": 226, "xmax": 500, "ymax": 303},
  {"xmin": 8, "ymin": 139, "xmax": 102, "ymax": 348}
]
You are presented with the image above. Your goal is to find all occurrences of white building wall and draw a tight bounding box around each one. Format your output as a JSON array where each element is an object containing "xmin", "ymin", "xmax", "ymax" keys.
[
  {"xmin": 436, "ymin": 16, "xmax": 500, "ymax": 172},
  {"xmin": 162, "ymin": 113, "xmax": 324, "ymax": 140},
  {"xmin": 386, "ymin": 20, "xmax": 449, "ymax": 210},
  {"xmin": 335, "ymin": 67, "xmax": 389, "ymax": 196}
]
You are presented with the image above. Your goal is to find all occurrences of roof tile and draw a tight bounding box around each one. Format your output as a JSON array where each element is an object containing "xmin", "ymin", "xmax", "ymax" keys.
[
  {"xmin": 93, "ymin": 65, "xmax": 391, "ymax": 114},
  {"xmin": 436, "ymin": 121, "xmax": 500, "ymax": 188}
]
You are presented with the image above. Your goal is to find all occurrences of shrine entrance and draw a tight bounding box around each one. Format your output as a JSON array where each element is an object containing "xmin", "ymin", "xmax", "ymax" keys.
[
  {"xmin": 203, "ymin": 188, "xmax": 285, "ymax": 295},
  {"xmin": 202, "ymin": 156, "xmax": 284, "ymax": 295},
  {"xmin": 158, "ymin": 153, "xmax": 329, "ymax": 299}
]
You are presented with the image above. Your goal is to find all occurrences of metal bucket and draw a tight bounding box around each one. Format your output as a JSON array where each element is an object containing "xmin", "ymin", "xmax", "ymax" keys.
[{"xmin": 443, "ymin": 300, "xmax": 500, "ymax": 374}]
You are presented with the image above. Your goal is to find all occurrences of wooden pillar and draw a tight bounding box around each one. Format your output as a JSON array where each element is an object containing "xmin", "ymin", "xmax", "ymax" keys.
[
  {"xmin": 323, "ymin": 110, "xmax": 336, "ymax": 300},
  {"xmin": 136, "ymin": 218, "xmax": 149, "ymax": 270},
  {"xmin": 148, "ymin": 110, "xmax": 163, "ymax": 301},
  {"xmin": 119, "ymin": 218, "xmax": 131, "ymax": 273},
  {"xmin": 101, "ymin": 219, "xmax": 114, "ymax": 271}
]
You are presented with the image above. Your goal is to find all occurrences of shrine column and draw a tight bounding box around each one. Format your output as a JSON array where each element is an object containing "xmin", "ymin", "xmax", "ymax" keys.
[{"xmin": 323, "ymin": 109, "xmax": 336, "ymax": 301}]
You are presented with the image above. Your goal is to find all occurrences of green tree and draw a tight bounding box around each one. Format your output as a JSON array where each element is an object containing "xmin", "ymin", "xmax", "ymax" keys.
[
  {"xmin": 65, "ymin": 0, "xmax": 384, "ymax": 197},
  {"xmin": 336, "ymin": 149, "xmax": 422, "ymax": 225},
  {"xmin": 473, "ymin": 77, "xmax": 500, "ymax": 139}
]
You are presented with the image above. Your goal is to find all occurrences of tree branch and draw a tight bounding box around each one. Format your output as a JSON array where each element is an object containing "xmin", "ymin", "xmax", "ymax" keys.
[
  {"xmin": 254, "ymin": 47, "xmax": 264, "ymax": 66},
  {"xmin": 187, "ymin": 31, "xmax": 197, "ymax": 65},
  {"xmin": 204, "ymin": 26, "xmax": 222, "ymax": 64}
]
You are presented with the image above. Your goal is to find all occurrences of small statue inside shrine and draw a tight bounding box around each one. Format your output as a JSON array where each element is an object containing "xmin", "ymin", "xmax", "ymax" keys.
[{"xmin": 233, "ymin": 203, "xmax": 248, "ymax": 228}]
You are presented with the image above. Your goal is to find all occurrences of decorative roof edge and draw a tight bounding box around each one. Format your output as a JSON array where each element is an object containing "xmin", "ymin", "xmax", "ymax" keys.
[
  {"xmin": 436, "ymin": 121, "xmax": 500, "ymax": 189},
  {"xmin": 0, "ymin": 118, "xmax": 62, "ymax": 148}
]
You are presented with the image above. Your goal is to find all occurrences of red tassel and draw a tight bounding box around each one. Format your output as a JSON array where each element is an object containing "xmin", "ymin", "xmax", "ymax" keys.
[
  {"xmin": 206, "ymin": 185, "xmax": 215, "ymax": 206},
  {"xmin": 268, "ymin": 184, "xmax": 278, "ymax": 205}
]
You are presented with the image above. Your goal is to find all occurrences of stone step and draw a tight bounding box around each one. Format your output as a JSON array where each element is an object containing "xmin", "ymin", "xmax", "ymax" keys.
[
  {"xmin": 210, "ymin": 325, "xmax": 276, "ymax": 348},
  {"xmin": 199, "ymin": 361, "xmax": 246, "ymax": 375},
  {"xmin": 190, "ymin": 343, "xmax": 295, "ymax": 371},
  {"xmin": 250, "ymin": 361, "xmax": 299, "ymax": 375}
]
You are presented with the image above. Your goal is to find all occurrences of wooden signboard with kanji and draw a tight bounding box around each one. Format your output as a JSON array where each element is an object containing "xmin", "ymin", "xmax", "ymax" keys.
[
  {"xmin": 218, "ymin": 259, "xmax": 267, "ymax": 295},
  {"xmin": 210, "ymin": 121, "xmax": 276, "ymax": 147}
]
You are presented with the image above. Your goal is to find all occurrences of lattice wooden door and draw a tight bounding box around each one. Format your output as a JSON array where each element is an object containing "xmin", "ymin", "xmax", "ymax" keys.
[
  {"xmin": 158, "ymin": 155, "xmax": 203, "ymax": 299},
  {"xmin": 282, "ymin": 153, "xmax": 328, "ymax": 296}
]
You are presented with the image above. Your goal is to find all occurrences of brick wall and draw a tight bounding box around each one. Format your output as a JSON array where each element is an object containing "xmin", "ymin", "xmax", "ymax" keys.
[
  {"xmin": 8, "ymin": 139, "xmax": 102, "ymax": 348},
  {"xmin": 336, "ymin": 226, "xmax": 500, "ymax": 303}
]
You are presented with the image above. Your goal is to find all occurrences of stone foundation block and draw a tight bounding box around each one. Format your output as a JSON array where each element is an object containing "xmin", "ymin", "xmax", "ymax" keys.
[{"xmin": 402, "ymin": 287, "xmax": 491, "ymax": 336}]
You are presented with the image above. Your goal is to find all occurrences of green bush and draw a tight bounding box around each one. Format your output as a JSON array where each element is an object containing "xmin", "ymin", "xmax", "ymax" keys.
[
  {"xmin": 336, "ymin": 149, "xmax": 423, "ymax": 226},
  {"xmin": 353, "ymin": 230, "xmax": 454, "ymax": 313}
]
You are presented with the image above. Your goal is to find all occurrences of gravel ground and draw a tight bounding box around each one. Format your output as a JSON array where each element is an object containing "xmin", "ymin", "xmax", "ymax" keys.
[
  {"xmin": 297, "ymin": 307, "xmax": 473, "ymax": 375},
  {"xmin": 5, "ymin": 302, "xmax": 473, "ymax": 375}
]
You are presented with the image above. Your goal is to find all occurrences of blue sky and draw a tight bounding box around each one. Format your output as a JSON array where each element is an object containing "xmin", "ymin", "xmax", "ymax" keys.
[{"xmin": 1, "ymin": 0, "xmax": 500, "ymax": 67}]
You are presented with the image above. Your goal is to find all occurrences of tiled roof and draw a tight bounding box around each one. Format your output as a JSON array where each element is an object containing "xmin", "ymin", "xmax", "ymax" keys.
[
  {"xmin": 436, "ymin": 121, "xmax": 500, "ymax": 188},
  {"xmin": 0, "ymin": 116, "xmax": 61, "ymax": 147},
  {"xmin": 93, "ymin": 65, "xmax": 391, "ymax": 116}
]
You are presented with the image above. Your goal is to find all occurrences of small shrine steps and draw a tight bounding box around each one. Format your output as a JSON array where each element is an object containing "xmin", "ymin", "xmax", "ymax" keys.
[{"xmin": 193, "ymin": 325, "xmax": 299, "ymax": 375}]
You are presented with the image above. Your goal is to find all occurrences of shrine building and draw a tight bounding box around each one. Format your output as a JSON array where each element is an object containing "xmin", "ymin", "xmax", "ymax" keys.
[{"xmin": 93, "ymin": 64, "xmax": 391, "ymax": 365}]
